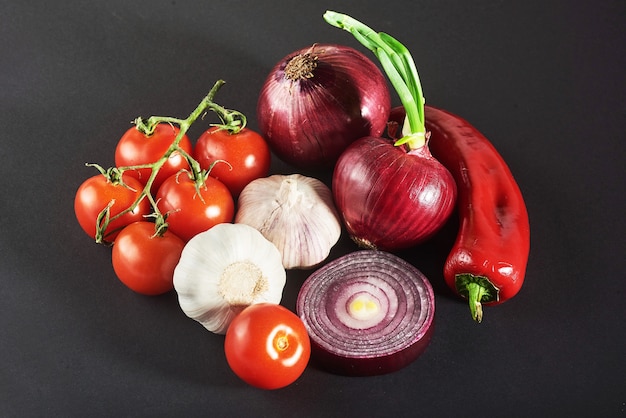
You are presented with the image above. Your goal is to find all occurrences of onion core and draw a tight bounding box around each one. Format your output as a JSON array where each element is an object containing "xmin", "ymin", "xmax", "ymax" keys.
[{"xmin": 296, "ymin": 250, "xmax": 435, "ymax": 376}]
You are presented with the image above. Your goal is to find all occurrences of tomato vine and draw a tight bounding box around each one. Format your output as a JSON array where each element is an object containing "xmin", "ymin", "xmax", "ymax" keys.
[{"xmin": 90, "ymin": 79, "xmax": 242, "ymax": 244}]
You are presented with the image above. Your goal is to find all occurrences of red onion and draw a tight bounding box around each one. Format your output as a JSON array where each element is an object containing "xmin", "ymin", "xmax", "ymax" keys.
[
  {"xmin": 333, "ymin": 136, "xmax": 457, "ymax": 250},
  {"xmin": 325, "ymin": 12, "xmax": 457, "ymax": 250},
  {"xmin": 296, "ymin": 250, "xmax": 435, "ymax": 376},
  {"xmin": 256, "ymin": 43, "xmax": 391, "ymax": 168}
]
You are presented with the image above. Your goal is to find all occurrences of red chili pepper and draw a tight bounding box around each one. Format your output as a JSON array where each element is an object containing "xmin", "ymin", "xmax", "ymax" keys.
[
  {"xmin": 388, "ymin": 105, "xmax": 530, "ymax": 322},
  {"xmin": 423, "ymin": 106, "xmax": 530, "ymax": 322}
]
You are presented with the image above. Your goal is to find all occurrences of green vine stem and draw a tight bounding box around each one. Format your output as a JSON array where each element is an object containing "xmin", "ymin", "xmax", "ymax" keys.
[
  {"xmin": 207, "ymin": 102, "xmax": 247, "ymax": 134},
  {"xmin": 324, "ymin": 10, "xmax": 426, "ymax": 150},
  {"xmin": 91, "ymin": 79, "xmax": 238, "ymax": 244}
]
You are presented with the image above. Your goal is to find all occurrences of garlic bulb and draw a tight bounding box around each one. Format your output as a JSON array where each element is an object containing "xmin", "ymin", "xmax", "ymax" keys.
[
  {"xmin": 173, "ymin": 223, "xmax": 286, "ymax": 334},
  {"xmin": 235, "ymin": 174, "xmax": 341, "ymax": 269}
]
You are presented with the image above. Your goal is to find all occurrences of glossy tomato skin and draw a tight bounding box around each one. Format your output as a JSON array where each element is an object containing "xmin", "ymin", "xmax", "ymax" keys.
[
  {"xmin": 155, "ymin": 173, "xmax": 235, "ymax": 242},
  {"xmin": 111, "ymin": 221, "xmax": 185, "ymax": 296},
  {"xmin": 194, "ymin": 127, "xmax": 271, "ymax": 197},
  {"xmin": 74, "ymin": 173, "xmax": 150, "ymax": 242},
  {"xmin": 115, "ymin": 123, "xmax": 193, "ymax": 192},
  {"xmin": 225, "ymin": 303, "xmax": 310, "ymax": 390}
]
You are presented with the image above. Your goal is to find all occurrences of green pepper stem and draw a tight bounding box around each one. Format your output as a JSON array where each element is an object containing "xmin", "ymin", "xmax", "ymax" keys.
[
  {"xmin": 324, "ymin": 10, "xmax": 426, "ymax": 149},
  {"xmin": 466, "ymin": 282, "xmax": 486, "ymax": 323},
  {"xmin": 92, "ymin": 79, "xmax": 238, "ymax": 244},
  {"xmin": 455, "ymin": 273, "xmax": 500, "ymax": 323}
]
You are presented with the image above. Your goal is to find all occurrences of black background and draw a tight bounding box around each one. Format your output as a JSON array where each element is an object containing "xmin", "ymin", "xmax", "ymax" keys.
[{"xmin": 1, "ymin": 1, "xmax": 625, "ymax": 416}]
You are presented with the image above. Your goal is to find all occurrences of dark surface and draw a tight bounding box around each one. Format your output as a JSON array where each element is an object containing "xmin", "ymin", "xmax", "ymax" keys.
[{"xmin": 1, "ymin": 1, "xmax": 624, "ymax": 416}]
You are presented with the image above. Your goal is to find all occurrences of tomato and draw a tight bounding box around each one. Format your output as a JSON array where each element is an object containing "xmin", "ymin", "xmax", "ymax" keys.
[
  {"xmin": 111, "ymin": 221, "xmax": 185, "ymax": 296},
  {"xmin": 74, "ymin": 173, "xmax": 151, "ymax": 242},
  {"xmin": 156, "ymin": 173, "xmax": 235, "ymax": 242},
  {"xmin": 224, "ymin": 303, "xmax": 310, "ymax": 390},
  {"xmin": 115, "ymin": 123, "xmax": 193, "ymax": 192},
  {"xmin": 194, "ymin": 127, "xmax": 271, "ymax": 197}
]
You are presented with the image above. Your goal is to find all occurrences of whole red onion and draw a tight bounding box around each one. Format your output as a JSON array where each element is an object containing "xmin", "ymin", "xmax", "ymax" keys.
[
  {"xmin": 257, "ymin": 44, "xmax": 391, "ymax": 168},
  {"xmin": 326, "ymin": 12, "xmax": 457, "ymax": 250},
  {"xmin": 333, "ymin": 135, "xmax": 457, "ymax": 250}
]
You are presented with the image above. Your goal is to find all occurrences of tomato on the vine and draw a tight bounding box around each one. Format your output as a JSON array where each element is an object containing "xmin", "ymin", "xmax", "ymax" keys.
[
  {"xmin": 74, "ymin": 173, "xmax": 151, "ymax": 242},
  {"xmin": 111, "ymin": 221, "xmax": 185, "ymax": 296},
  {"xmin": 115, "ymin": 123, "xmax": 193, "ymax": 192},
  {"xmin": 224, "ymin": 303, "xmax": 310, "ymax": 390},
  {"xmin": 156, "ymin": 172, "xmax": 235, "ymax": 242},
  {"xmin": 194, "ymin": 127, "xmax": 271, "ymax": 197}
]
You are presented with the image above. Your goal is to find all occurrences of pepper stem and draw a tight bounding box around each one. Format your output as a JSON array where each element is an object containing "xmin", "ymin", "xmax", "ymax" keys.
[
  {"xmin": 466, "ymin": 282, "xmax": 486, "ymax": 323},
  {"xmin": 455, "ymin": 273, "xmax": 500, "ymax": 323}
]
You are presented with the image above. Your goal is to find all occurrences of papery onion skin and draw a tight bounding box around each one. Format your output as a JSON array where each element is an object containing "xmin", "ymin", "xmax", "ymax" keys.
[
  {"xmin": 296, "ymin": 250, "xmax": 435, "ymax": 376},
  {"xmin": 332, "ymin": 136, "xmax": 457, "ymax": 251},
  {"xmin": 257, "ymin": 44, "xmax": 391, "ymax": 168}
]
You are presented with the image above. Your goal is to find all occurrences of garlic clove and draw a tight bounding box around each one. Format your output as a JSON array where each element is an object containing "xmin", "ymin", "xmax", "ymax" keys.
[
  {"xmin": 235, "ymin": 174, "xmax": 342, "ymax": 269},
  {"xmin": 173, "ymin": 223, "xmax": 286, "ymax": 334}
]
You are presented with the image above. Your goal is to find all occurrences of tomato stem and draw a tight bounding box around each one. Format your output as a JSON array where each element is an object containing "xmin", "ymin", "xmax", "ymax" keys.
[
  {"xmin": 207, "ymin": 103, "xmax": 247, "ymax": 135},
  {"xmin": 324, "ymin": 11, "xmax": 426, "ymax": 150},
  {"xmin": 92, "ymin": 79, "xmax": 238, "ymax": 242},
  {"xmin": 134, "ymin": 117, "xmax": 181, "ymax": 136}
]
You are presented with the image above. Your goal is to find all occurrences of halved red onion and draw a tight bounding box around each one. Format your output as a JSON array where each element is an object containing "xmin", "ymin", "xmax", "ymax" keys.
[
  {"xmin": 257, "ymin": 44, "xmax": 391, "ymax": 169},
  {"xmin": 296, "ymin": 250, "xmax": 435, "ymax": 376}
]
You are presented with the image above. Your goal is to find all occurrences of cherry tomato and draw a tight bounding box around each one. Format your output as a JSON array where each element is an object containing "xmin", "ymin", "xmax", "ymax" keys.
[
  {"xmin": 194, "ymin": 127, "xmax": 271, "ymax": 197},
  {"xmin": 224, "ymin": 303, "xmax": 310, "ymax": 390},
  {"xmin": 74, "ymin": 173, "xmax": 150, "ymax": 242},
  {"xmin": 115, "ymin": 123, "xmax": 193, "ymax": 192},
  {"xmin": 111, "ymin": 221, "xmax": 185, "ymax": 296},
  {"xmin": 156, "ymin": 172, "xmax": 235, "ymax": 242}
]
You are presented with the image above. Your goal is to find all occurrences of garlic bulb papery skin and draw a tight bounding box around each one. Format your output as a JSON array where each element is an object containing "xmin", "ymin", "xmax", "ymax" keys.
[
  {"xmin": 173, "ymin": 223, "xmax": 286, "ymax": 335},
  {"xmin": 235, "ymin": 174, "xmax": 342, "ymax": 270}
]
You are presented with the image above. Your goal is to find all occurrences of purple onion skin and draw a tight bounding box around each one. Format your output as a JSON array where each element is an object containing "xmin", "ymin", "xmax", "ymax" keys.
[
  {"xmin": 333, "ymin": 136, "xmax": 457, "ymax": 250},
  {"xmin": 257, "ymin": 44, "xmax": 391, "ymax": 169}
]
